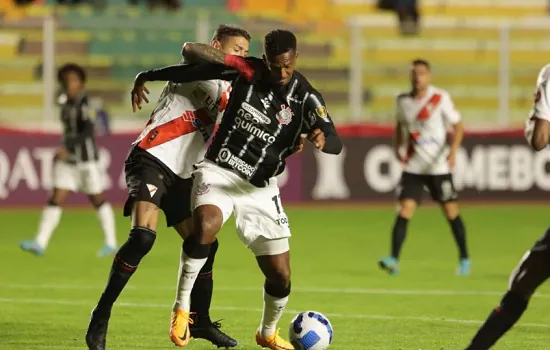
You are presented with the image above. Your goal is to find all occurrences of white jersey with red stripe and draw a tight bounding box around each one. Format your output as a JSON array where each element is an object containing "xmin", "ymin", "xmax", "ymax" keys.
[
  {"xmin": 525, "ymin": 64, "xmax": 550, "ymax": 143},
  {"xmin": 395, "ymin": 85, "xmax": 461, "ymax": 175},
  {"xmin": 134, "ymin": 78, "xmax": 231, "ymax": 179}
]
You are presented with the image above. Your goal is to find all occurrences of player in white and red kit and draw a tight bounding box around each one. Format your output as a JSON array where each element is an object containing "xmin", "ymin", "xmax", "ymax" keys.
[
  {"xmin": 85, "ymin": 25, "xmax": 250, "ymax": 350},
  {"xmin": 464, "ymin": 64, "xmax": 550, "ymax": 350},
  {"xmin": 378, "ymin": 59, "xmax": 471, "ymax": 276}
]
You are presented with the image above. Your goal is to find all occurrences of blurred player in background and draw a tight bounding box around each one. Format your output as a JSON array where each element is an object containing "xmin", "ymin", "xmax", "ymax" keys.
[
  {"xmin": 133, "ymin": 29, "xmax": 343, "ymax": 349},
  {"xmin": 379, "ymin": 59, "xmax": 471, "ymax": 276},
  {"xmin": 85, "ymin": 25, "xmax": 251, "ymax": 350},
  {"xmin": 464, "ymin": 64, "xmax": 550, "ymax": 350},
  {"xmin": 19, "ymin": 63, "xmax": 117, "ymax": 258}
]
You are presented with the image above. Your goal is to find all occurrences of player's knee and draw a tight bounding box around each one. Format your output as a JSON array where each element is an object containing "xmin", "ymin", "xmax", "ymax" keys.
[
  {"xmin": 399, "ymin": 200, "xmax": 416, "ymax": 219},
  {"xmin": 442, "ymin": 202, "xmax": 459, "ymax": 219},
  {"xmin": 128, "ymin": 226, "xmax": 157, "ymax": 256},
  {"xmin": 47, "ymin": 197, "xmax": 61, "ymax": 207},
  {"xmin": 193, "ymin": 206, "xmax": 223, "ymax": 244},
  {"xmin": 88, "ymin": 194, "xmax": 105, "ymax": 208},
  {"xmin": 267, "ymin": 265, "xmax": 291, "ymax": 290},
  {"xmin": 265, "ymin": 278, "xmax": 291, "ymax": 298}
]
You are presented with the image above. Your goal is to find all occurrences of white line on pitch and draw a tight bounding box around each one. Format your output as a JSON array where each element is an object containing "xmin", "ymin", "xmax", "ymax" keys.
[
  {"xmin": 2, "ymin": 283, "xmax": 550, "ymax": 299},
  {"xmin": 0, "ymin": 296, "xmax": 548, "ymax": 329}
]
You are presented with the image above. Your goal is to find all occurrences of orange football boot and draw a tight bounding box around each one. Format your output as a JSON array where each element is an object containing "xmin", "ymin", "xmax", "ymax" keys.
[
  {"xmin": 169, "ymin": 309, "xmax": 194, "ymax": 347},
  {"xmin": 255, "ymin": 328, "xmax": 294, "ymax": 350}
]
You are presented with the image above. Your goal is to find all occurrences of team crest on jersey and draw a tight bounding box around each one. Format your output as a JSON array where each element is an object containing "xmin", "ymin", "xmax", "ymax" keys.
[
  {"xmin": 276, "ymin": 105, "xmax": 294, "ymax": 125},
  {"xmin": 146, "ymin": 184, "xmax": 158, "ymax": 198},
  {"xmin": 196, "ymin": 182, "xmax": 210, "ymax": 195}
]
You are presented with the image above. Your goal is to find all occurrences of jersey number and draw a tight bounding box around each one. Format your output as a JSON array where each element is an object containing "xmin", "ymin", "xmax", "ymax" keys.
[{"xmin": 272, "ymin": 194, "xmax": 282, "ymax": 214}]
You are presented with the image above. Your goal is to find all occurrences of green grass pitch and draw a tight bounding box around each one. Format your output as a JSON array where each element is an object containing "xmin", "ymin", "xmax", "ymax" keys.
[{"xmin": 1, "ymin": 206, "xmax": 550, "ymax": 350}]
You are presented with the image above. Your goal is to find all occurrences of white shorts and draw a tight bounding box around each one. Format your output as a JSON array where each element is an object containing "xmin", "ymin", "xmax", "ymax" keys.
[
  {"xmin": 191, "ymin": 160, "xmax": 291, "ymax": 256},
  {"xmin": 53, "ymin": 160, "xmax": 104, "ymax": 195}
]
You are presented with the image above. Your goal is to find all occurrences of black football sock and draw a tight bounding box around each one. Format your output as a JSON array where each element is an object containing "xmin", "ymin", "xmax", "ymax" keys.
[
  {"xmin": 391, "ymin": 215, "xmax": 409, "ymax": 259},
  {"xmin": 96, "ymin": 227, "xmax": 156, "ymax": 311},
  {"xmin": 448, "ymin": 215, "xmax": 469, "ymax": 259},
  {"xmin": 466, "ymin": 291, "xmax": 528, "ymax": 350},
  {"xmin": 190, "ymin": 239, "xmax": 219, "ymax": 325}
]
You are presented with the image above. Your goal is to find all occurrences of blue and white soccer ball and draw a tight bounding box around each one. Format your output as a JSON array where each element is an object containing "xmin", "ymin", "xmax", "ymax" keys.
[{"xmin": 288, "ymin": 311, "xmax": 333, "ymax": 350}]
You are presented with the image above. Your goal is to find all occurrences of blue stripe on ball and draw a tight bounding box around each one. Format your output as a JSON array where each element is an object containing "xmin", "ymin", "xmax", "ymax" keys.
[
  {"xmin": 308, "ymin": 312, "xmax": 333, "ymax": 343},
  {"xmin": 299, "ymin": 330, "xmax": 321, "ymax": 349}
]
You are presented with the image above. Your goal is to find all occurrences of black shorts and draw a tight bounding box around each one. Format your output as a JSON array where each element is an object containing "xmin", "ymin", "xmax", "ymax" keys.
[
  {"xmin": 123, "ymin": 146, "xmax": 192, "ymax": 227},
  {"xmin": 397, "ymin": 172, "xmax": 458, "ymax": 204}
]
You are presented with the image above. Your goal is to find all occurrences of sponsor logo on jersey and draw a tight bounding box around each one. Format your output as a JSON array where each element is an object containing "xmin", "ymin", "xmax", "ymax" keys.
[
  {"xmin": 181, "ymin": 109, "xmax": 212, "ymax": 142},
  {"xmin": 260, "ymin": 97, "xmax": 271, "ymax": 109},
  {"xmin": 218, "ymin": 147, "xmax": 256, "ymax": 178},
  {"xmin": 276, "ymin": 105, "xmax": 294, "ymax": 125},
  {"xmin": 192, "ymin": 86, "xmax": 217, "ymax": 115},
  {"xmin": 241, "ymin": 102, "xmax": 271, "ymax": 124},
  {"xmin": 235, "ymin": 108, "xmax": 276, "ymax": 144}
]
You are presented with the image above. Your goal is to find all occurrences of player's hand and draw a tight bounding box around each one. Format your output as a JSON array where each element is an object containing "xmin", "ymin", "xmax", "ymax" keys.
[
  {"xmin": 55, "ymin": 147, "xmax": 69, "ymax": 161},
  {"xmin": 395, "ymin": 150, "xmax": 407, "ymax": 168},
  {"xmin": 131, "ymin": 73, "xmax": 150, "ymax": 112},
  {"xmin": 293, "ymin": 133, "xmax": 307, "ymax": 153},
  {"xmin": 308, "ymin": 128, "xmax": 325, "ymax": 151},
  {"xmin": 448, "ymin": 150, "xmax": 457, "ymax": 168}
]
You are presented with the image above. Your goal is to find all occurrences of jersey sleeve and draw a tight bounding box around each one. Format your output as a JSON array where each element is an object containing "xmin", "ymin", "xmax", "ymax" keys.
[
  {"xmin": 531, "ymin": 80, "xmax": 550, "ymax": 122},
  {"xmin": 441, "ymin": 92, "xmax": 461, "ymax": 125},
  {"xmin": 142, "ymin": 63, "xmax": 239, "ymax": 84},
  {"xmin": 394, "ymin": 95, "xmax": 405, "ymax": 122},
  {"xmin": 303, "ymin": 90, "xmax": 342, "ymax": 154}
]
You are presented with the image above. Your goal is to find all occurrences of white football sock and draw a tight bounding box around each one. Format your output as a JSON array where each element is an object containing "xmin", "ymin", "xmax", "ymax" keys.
[
  {"xmin": 260, "ymin": 290, "xmax": 289, "ymax": 338},
  {"xmin": 97, "ymin": 202, "xmax": 117, "ymax": 247},
  {"xmin": 35, "ymin": 206, "xmax": 62, "ymax": 249},
  {"xmin": 173, "ymin": 251, "xmax": 207, "ymax": 312}
]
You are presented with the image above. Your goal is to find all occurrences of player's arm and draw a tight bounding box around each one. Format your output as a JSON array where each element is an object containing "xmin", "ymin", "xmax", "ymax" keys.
[
  {"xmin": 181, "ymin": 42, "xmax": 256, "ymax": 80},
  {"xmin": 138, "ymin": 63, "xmax": 238, "ymax": 84},
  {"xmin": 442, "ymin": 93, "xmax": 463, "ymax": 167},
  {"xmin": 64, "ymin": 98, "xmax": 95, "ymax": 148},
  {"xmin": 131, "ymin": 63, "xmax": 239, "ymax": 112},
  {"xmin": 304, "ymin": 92, "xmax": 343, "ymax": 155},
  {"xmin": 527, "ymin": 81, "xmax": 550, "ymax": 151},
  {"xmin": 392, "ymin": 97, "xmax": 407, "ymax": 164}
]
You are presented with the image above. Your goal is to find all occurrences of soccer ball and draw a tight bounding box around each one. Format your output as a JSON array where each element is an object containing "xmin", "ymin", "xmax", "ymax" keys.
[{"xmin": 288, "ymin": 311, "xmax": 333, "ymax": 350}]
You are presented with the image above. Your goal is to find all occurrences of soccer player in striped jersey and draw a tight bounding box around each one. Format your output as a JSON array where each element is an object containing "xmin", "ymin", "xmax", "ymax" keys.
[
  {"xmin": 19, "ymin": 63, "xmax": 117, "ymax": 258},
  {"xmin": 378, "ymin": 59, "xmax": 471, "ymax": 276},
  {"xmin": 130, "ymin": 29, "xmax": 342, "ymax": 349}
]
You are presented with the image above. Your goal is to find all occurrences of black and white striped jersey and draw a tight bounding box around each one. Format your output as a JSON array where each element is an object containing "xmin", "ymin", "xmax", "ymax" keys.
[
  {"xmin": 140, "ymin": 57, "xmax": 342, "ymax": 187},
  {"xmin": 59, "ymin": 93, "xmax": 99, "ymax": 163}
]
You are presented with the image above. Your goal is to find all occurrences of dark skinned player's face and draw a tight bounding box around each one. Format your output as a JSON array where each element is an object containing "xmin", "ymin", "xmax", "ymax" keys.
[
  {"xmin": 264, "ymin": 49, "xmax": 297, "ymax": 86},
  {"xmin": 65, "ymin": 71, "xmax": 84, "ymax": 99}
]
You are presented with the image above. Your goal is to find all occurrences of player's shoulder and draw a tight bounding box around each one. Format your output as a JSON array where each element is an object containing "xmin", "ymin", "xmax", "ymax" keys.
[
  {"xmin": 395, "ymin": 91, "xmax": 411, "ymax": 104},
  {"xmin": 293, "ymin": 71, "xmax": 322, "ymax": 98},
  {"xmin": 429, "ymin": 85, "xmax": 453, "ymax": 99}
]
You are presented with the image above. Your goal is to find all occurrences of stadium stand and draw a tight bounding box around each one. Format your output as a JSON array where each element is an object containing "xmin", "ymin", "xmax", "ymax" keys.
[{"xmin": 0, "ymin": 0, "xmax": 549, "ymax": 126}]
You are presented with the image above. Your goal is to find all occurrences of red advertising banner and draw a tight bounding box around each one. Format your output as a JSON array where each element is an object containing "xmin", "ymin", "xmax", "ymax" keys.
[{"xmin": 0, "ymin": 125, "xmax": 548, "ymax": 206}]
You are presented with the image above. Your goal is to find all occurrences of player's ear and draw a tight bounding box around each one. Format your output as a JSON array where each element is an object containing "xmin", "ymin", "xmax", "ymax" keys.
[
  {"xmin": 211, "ymin": 40, "xmax": 222, "ymax": 50},
  {"xmin": 295, "ymin": 50, "xmax": 299, "ymax": 60}
]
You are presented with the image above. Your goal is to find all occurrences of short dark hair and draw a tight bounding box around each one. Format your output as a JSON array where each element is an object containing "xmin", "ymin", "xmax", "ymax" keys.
[
  {"xmin": 412, "ymin": 58, "xmax": 430, "ymax": 70},
  {"xmin": 264, "ymin": 29, "xmax": 297, "ymax": 58},
  {"xmin": 211, "ymin": 24, "xmax": 251, "ymax": 43},
  {"xmin": 57, "ymin": 63, "xmax": 86, "ymax": 85}
]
